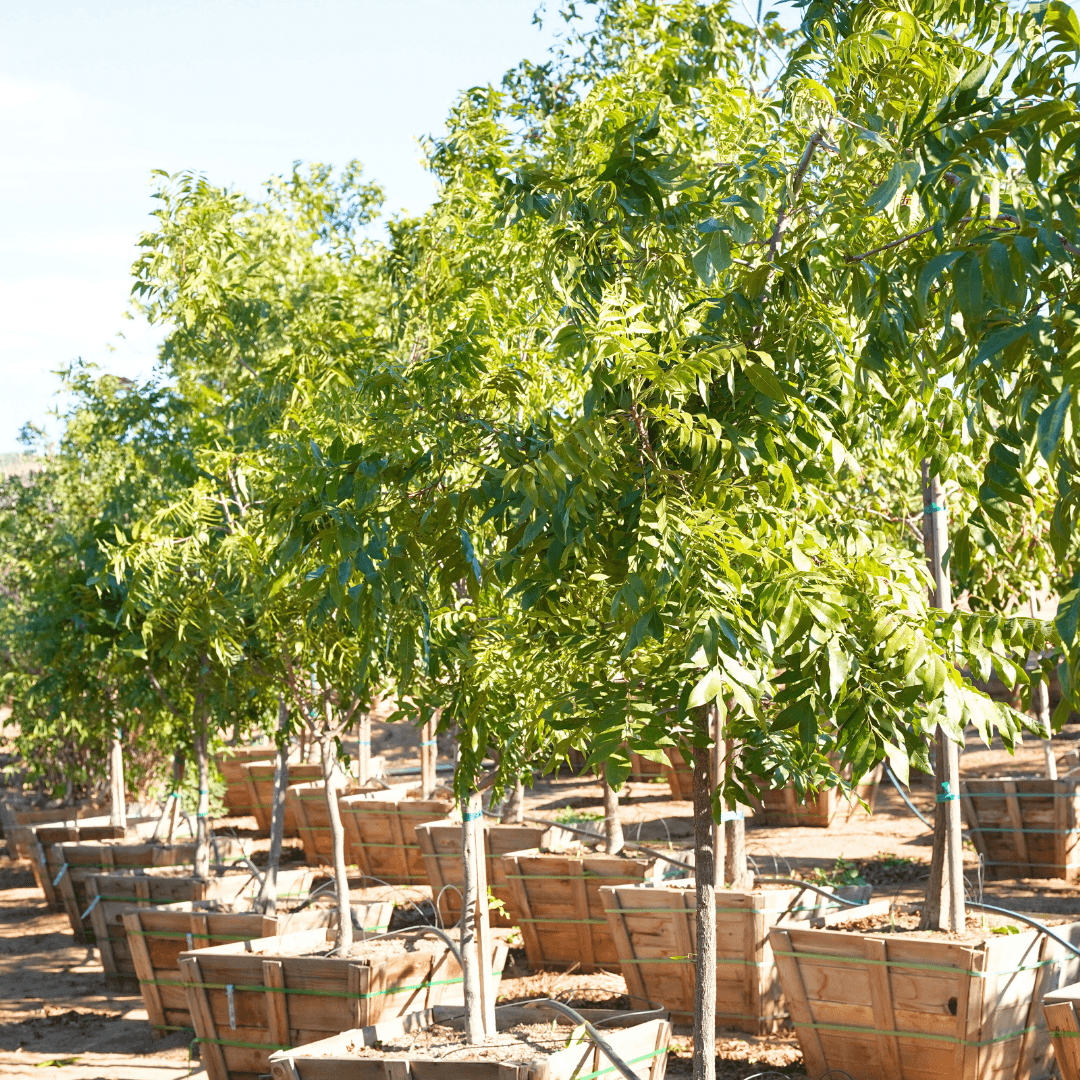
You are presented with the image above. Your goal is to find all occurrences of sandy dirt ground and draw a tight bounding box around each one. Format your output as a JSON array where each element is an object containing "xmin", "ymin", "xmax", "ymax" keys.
[{"xmin": 3, "ymin": 716, "xmax": 1079, "ymax": 1078}]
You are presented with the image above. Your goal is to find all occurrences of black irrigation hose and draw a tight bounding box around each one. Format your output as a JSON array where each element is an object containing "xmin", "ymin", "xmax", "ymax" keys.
[
  {"xmin": 530, "ymin": 999, "xmax": 641, "ymax": 1080},
  {"xmin": 967, "ymin": 901, "xmax": 1080, "ymax": 960},
  {"xmin": 882, "ymin": 762, "xmax": 933, "ymax": 828},
  {"xmin": 483, "ymin": 808, "xmax": 696, "ymax": 874},
  {"xmin": 753, "ymin": 876, "xmax": 869, "ymax": 908}
]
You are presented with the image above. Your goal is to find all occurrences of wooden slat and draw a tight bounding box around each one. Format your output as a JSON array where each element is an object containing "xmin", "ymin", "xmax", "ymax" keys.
[
  {"xmin": 1002, "ymin": 780, "xmax": 1031, "ymax": 872},
  {"xmin": 1017, "ymin": 934, "xmax": 1053, "ymax": 1080},
  {"xmin": 568, "ymin": 858, "xmax": 595, "ymax": 972},
  {"xmin": 264, "ymin": 960, "xmax": 290, "ymax": 1049},
  {"xmin": 87, "ymin": 878, "xmax": 117, "ymax": 973},
  {"xmin": 349, "ymin": 963, "xmax": 369, "ymax": 1029},
  {"xmin": 770, "ymin": 929, "xmax": 827, "ymax": 1079},
  {"xmin": 503, "ymin": 854, "xmax": 543, "ymax": 967},
  {"xmin": 602, "ymin": 888, "xmax": 648, "ymax": 1011},
  {"xmin": 180, "ymin": 955, "xmax": 228, "ymax": 1080},
  {"xmin": 864, "ymin": 938, "xmax": 901, "ymax": 1079},
  {"xmin": 1045, "ymin": 1000, "xmax": 1080, "ymax": 1080},
  {"xmin": 125, "ymin": 911, "xmax": 168, "ymax": 1038}
]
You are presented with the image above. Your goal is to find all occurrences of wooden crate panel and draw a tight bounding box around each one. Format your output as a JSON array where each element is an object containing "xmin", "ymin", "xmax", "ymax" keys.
[
  {"xmin": 770, "ymin": 922, "xmax": 1080, "ymax": 1080},
  {"xmin": 751, "ymin": 760, "xmax": 883, "ymax": 828},
  {"xmin": 961, "ymin": 777, "xmax": 1080, "ymax": 881},
  {"xmin": 415, "ymin": 821, "xmax": 558, "ymax": 927},
  {"xmin": 52, "ymin": 837, "xmax": 245, "ymax": 943},
  {"xmin": 339, "ymin": 793, "xmax": 454, "ymax": 887},
  {"xmin": 286, "ymin": 780, "xmax": 383, "ymax": 864},
  {"xmin": 503, "ymin": 849, "xmax": 662, "ymax": 972},
  {"xmin": 215, "ymin": 747, "xmax": 279, "ymax": 816},
  {"xmin": 267, "ymin": 1007, "xmax": 672, "ymax": 1080},
  {"xmin": 1043, "ymin": 983, "xmax": 1080, "ymax": 1080},
  {"xmin": 240, "ymin": 762, "xmax": 324, "ymax": 835},
  {"xmin": 179, "ymin": 927, "xmax": 507, "ymax": 1080},
  {"xmin": 602, "ymin": 882, "xmax": 803, "ymax": 1033}
]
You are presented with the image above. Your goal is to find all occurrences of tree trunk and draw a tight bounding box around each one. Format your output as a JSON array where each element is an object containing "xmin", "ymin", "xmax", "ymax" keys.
[
  {"xmin": 193, "ymin": 727, "xmax": 211, "ymax": 880},
  {"xmin": 108, "ymin": 727, "xmax": 127, "ymax": 829},
  {"xmin": 157, "ymin": 751, "xmax": 184, "ymax": 841},
  {"xmin": 920, "ymin": 463, "xmax": 964, "ymax": 932},
  {"xmin": 602, "ymin": 774, "xmax": 624, "ymax": 855},
  {"xmin": 459, "ymin": 790, "xmax": 494, "ymax": 1043},
  {"xmin": 724, "ymin": 814, "xmax": 750, "ymax": 889},
  {"xmin": 499, "ymin": 778, "xmax": 525, "ymax": 824},
  {"xmin": 257, "ymin": 698, "xmax": 289, "ymax": 914},
  {"xmin": 691, "ymin": 743, "xmax": 716, "ymax": 1080},
  {"xmin": 1035, "ymin": 677, "xmax": 1058, "ymax": 778},
  {"xmin": 710, "ymin": 709, "xmax": 723, "ymax": 889},
  {"xmin": 319, "ymin": 732, "xmax": 353, "ymax": 955}
]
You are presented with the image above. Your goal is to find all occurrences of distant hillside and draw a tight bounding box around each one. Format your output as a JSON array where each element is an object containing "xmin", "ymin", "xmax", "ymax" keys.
[{"xmin": 0, "ymin": 453, "xmax": 43, "ymax": 480}]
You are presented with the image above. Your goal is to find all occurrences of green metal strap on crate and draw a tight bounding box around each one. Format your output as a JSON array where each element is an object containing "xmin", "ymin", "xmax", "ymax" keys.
[
  {"xmin": 575, "ymin": 1047, "xmax": 668, "ymax": 1080},
  {"xmin": 795, "ymin": 1018, "xmax": 1037, "ymax": 1047},
  {"xmin": 516, "ymin": 917, "xmax": 606, "ymax": 925},
  {"xmin": 128, "ymin": 924, "xmax": 389, "ymax": 942},
  {"xmin": 196, "ymin": 1035, "xmax": 292, "ymax": 1052},
  {"xmin": 184, "ymin": 973, "xmax": 469, "ymax": 1001},
  {"xmin": 505, "ymin": 873, "xmax": 647, "ymax": 882},
  {"xmin": 601, "ymin": 904, "xmax": 831, "ymax": 916},
  {"xmin": 771, "ymin": 949, "xmax": 1059, "ymax": 977},
  {"xmin": 618, "ymin": 956, "xmax": 767, "ymax": 967}
]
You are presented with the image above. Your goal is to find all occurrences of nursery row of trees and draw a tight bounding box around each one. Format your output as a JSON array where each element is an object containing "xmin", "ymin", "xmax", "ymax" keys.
[{"xmin": 4, "ymin": 0, "xmax": 1080, "ymax": 1070}]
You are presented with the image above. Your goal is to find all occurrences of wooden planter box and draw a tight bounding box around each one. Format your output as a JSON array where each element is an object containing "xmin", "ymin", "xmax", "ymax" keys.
[
  {"xmin": 24, "ymin": 817, "xmax": 165, "ymax": 907},
  {"xmin": 661, "ymin": 749, "xmax": 694, "ymax": 800},
  {"xmin": 122, "ymin": 887, "xmax": 393, "ymax": 1040},
  {"xmin": 286, "ymin": 781, "xmax": 384, "ymax": 865},
  {"xmin": 770, "ymin": 922, "xmax": 1080, "ymax": 1080},
  {"xmin": 180, "ymin": 926, "xmax": 508, "ymax": 1080},
  {"xmin": 338, "ymin": 790, "xmax": 454, "ymax": 887},
  {"xmin": 1042, "ymin": 981, "xmax": 1080, "ymax": 1080},
  {"xmin": 266, "ymin": 1004, "xmax": 672, "ymax": 1080},
  {"xmin": 216, "ymin": 746, "xmax": 279, "ymax": 816},
  {"xmin": 0, "ymin": 799, "xmax": 106, "ymax": 859},
  {"xmin": 601, "ymin": 882, "xmax": 805, "ymax": 1032},
  {"xmin": 86, "ymin": 867, "xmax": 284, "ymax": 986},
  {"xmin": 241, "ymin": 762, "xmax": 325, "ymax": 835},
  {"xmin": 749, "ymin": 762, "xmax": 883, "ymax": 827},
  {"xmin": 629, "ymin": 751, "xmax": 665, "ymax": 784},
  {"xmin": 502, "ymin": 848, "xmax": 665, "ymax": 972},
  {"xmin": 415, "ymin": 821, "xmax": 561, "ymax": 928},
  {"xmin": 52, "ymin": 837, "xmax": 245, "ymax": 943},
  {"xmin": 961, "ymin": 777, "xmax": 1080, "ymax": 880}
]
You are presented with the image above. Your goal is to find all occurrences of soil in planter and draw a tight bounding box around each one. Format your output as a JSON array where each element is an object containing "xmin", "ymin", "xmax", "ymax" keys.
[
  {"xmin": 238, "ymin": 931, "xmax": 452, "ymax": 962},
  {"xmin": 332, "ymin": 1020, "xmax": 607, "ymax": 1065},
  {"xmin": 832, "ymin": 907, "xmax": 1074, "ymax": 941}
]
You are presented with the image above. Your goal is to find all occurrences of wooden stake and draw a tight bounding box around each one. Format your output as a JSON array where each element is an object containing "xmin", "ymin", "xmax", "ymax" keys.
[
  {"xmin": 193, "ymin": 725, "xmax": 210, "ymax": 881},
  {"xmin": 357, "ymin": 712, "xmax": 372, "ymax": 786},
  {"xmin": 460, "ymin": 789, "xmax": 494, "ymax": 1042},
  {"xmin": 108, "ymin": 726, "xmax": 127, "ymax": 830},
  {"xmin": 1031, "ymin": 592, "xmax": 1057, "ymax": 779},
  {"xmin": 499, "ymin": 778, "xmax": 525, "ymax": 824},
  {"xmin": 420, "ymin": 714, "xmax": 439, "ymax": 799},
  {"xmin": 320, "ymin": 725, "xmax": 352, "ymax": 956},
  {"xmin": 919, "ymin": 463, "xmax": 964, "ymax": 932}
]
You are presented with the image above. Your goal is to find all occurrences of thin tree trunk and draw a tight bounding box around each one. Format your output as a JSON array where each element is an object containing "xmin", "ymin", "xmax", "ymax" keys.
[
  {"xmin": 257, "ymin": 698, "xmax": 289, "ymax": 914},
  {"xmin": 156, "ymin": 751, "xmax": 184, "ymax": 841},
  {"xmin": 499, "ymin": 778, "xmax": 525, "ymax": 824},
  {"xmin": 108, "ymin": 726, "xmax": 127, "ymax": 829},
  {"xmin": 320, "ymin": 730, "xmax": 353, "ymax": 955},
  {"xmin": 459, "ymin": 790, "xmax": 494, "ymax": 1043},
  {"xmin": 602, "ymin": 774, "xmax": 624, "ymax": 855},
  {"xmin": 920, "ymin": 463, "xmax": 964, "ymax": 931},
  {"xmin": 193, "ymin": 726, "xmax": 211, "ymax": 880},
  {"xmin": 710, "ymin": 708, "xmax": 723, "ymax": 889},
  {"xmin": 691, "ymin": 742, "xmax": 716, "ymax": 1080}
]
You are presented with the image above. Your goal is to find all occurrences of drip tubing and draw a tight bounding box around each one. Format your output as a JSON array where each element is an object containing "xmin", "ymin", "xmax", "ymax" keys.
[{"xmin": 883, "ymin": 762, "xmax": 933, "ymax": 828}]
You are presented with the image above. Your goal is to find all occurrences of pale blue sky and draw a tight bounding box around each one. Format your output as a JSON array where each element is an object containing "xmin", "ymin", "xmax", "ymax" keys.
[{"xmin": 0, "ymin": 1, "xmax": 567, "ymax": 451}]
